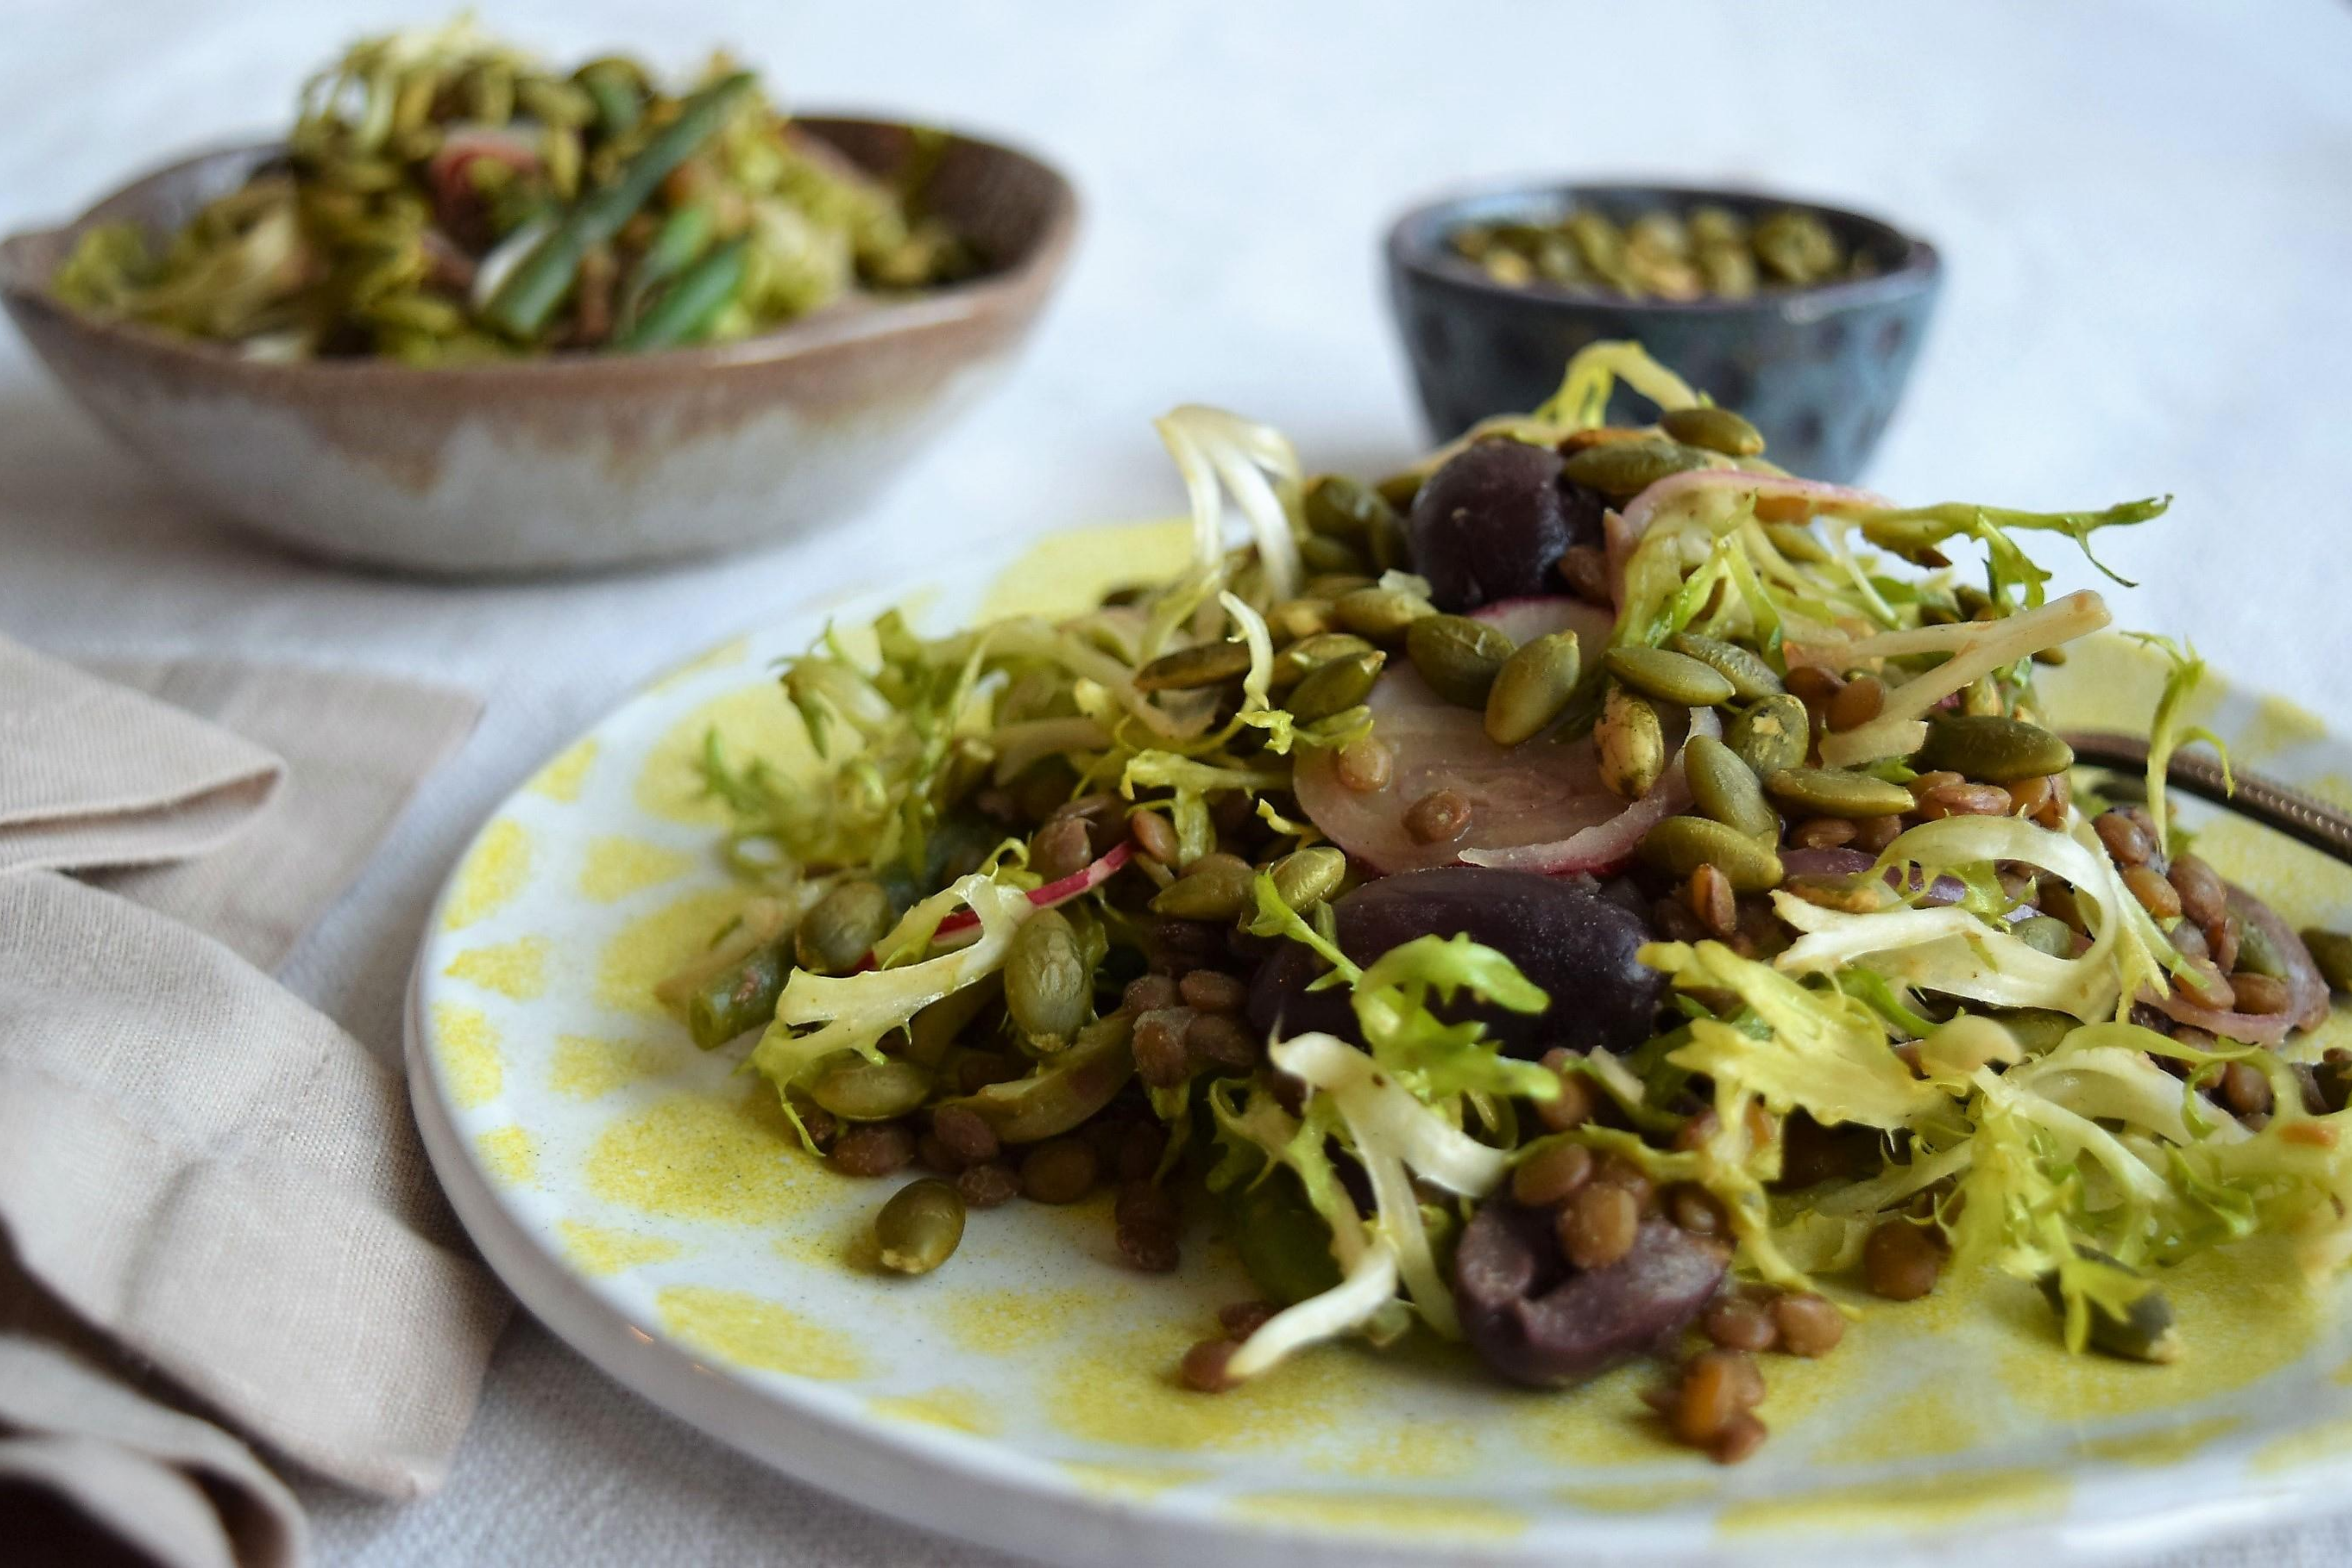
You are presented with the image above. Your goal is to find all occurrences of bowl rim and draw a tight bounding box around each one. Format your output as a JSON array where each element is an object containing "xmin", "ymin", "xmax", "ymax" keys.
[
  {"xmin": 0, "ymin": 112, "xmax": 1078, "ymax": 387},
  {"xmin": 1385, "ymin": 177, "xmax": 1940, "ymax": 315}
]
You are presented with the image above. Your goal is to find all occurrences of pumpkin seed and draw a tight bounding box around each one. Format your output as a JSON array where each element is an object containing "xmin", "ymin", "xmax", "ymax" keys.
[
  {"xmin": 1132, "ymin": 640, "xmax": 1253, "ymax": 693},
  {"xmin": 1150, "ymin": 852, "xmax": 1256, "ymax": 921},
  {"xmin": 1764, "ymin": 766, "xmax": 1919, "ymax": 819},
  {"xmin": 1376, "ymin": 471, "xmax": 1424, "ymax": 512},
  {"xmin": 2302, "ymin": 928, "xmax": 2352, "ymax": 993},
  {"xmin": 2038, "ymin": 1250, "xmax": 2180, "ymax": 1363},
  {"xmin": 1638, "ymin": 815, "xmax": 1784, "ymax": 893},
  {"xmin": 1560, "ymin": 439, "xmax": 1714, "ymax": 501},
  {"xmin": 1334, "ymin": 587, "xmax": 1433, "ymax": 642},
  {"xmin": 937, "ymin": 1013, "xmax": 1134, "ymax": 1143},
  {"xmin": 1603, "ymin": 645, "xmax": 1737, "ymax": 708},
  {"xmin": 1270, "ymin": 632, "xmax": 1374, "ymax": 691},
  {"xmin": 1298, "ymin": 533, "xmax": 1368, "ymax": 575},
  {"xmin": 808, "ymin": 1057, "xmax": 934, "ymax": 1122},
  {"xmin": 875, "ymin": 1178, "xmax": 966, "ymax": 1276},
  {"xmin": 1304, "ymin": 572, "xmax": 1377, "ymax": 602},
  {"xmin": 1763, "ymin": 520, "xmax": 1832, "ymax": 564},
  {"xmin": 1269, "ymin": 846, "xmax": 1347, "ymax": 910},
  {"xmin": 796, "ymin": 880, "xmax": 895, "ymax": 975},
  {"xmin": 1267, "ymin": 598, "xmax": 1335, "ymax": 644},
  {"xmin": 1659, "ymin": 405, "xmax": 1766, "ymax": 458},
  {"xmin": 1666, "ymin": 632, "xmax": 1783, "ymax": 701},
  {"xmin": 2010, "ymin": 914, "xmax": 2076, "ymax": 958},
  {"xmin": 1596, "ymin": 684, "xmax": 1666, "ymax": 800},
  {"xmin": 1287, "ymin": 649, "xmax": 1384, "ymax": 723},
  {"xmin": 1914, "ymin": 713, "xmax": 2074, "ymax": 783},
  {"xmin": 1406, "ymin": 615, "xmax": 1517, "ymax": 708},
  {"xmin": 1005, "ymin": 909, "xmax": 1089, "ymax": 1051},
  {"xmin": 1725, "ymin": 694, "xmax": 1809, "ymax": 777},
  {"xmin": 1303, "ymin": 474, "xmax": 1399, "ymax": 540},
  {"xmin": 1684, "ymin": 734, "xmax": 1778, "ymax": 838},
  {"xmin": 1484, "ymin": 631, "xmax": 1583, "ymax": 747}
]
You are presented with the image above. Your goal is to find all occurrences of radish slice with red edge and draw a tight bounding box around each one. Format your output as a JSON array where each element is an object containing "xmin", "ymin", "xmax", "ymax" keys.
[{"xmin": 1295, "ymin": 596, "xmax": 1716, "ymax": 877}]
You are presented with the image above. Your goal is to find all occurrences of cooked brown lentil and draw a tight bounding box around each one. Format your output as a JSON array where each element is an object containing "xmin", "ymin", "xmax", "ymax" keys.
[
  {"xmin": 1784, "ymin": 664, "xmax": 1844, "ymax": 709},
  {"xmin": 1862, "ymin": 1218, "xmax": 1944, "ymax": 1301},
  {"xmin": 1534, "ymin": 1050, "xmax": 1597, "ymax": 1132},
  {"xmin": 1185, "ymin": 1011, "xmax": 1259, "ymax": 1072},
  {"xmin": 956, "ymin": 1051, "xmax": 1024, "ymax": 1095},
  {"xmin": 932, "ymin": 1103, "xmax": 1000, "ymax": 1167},
  {"xmin": 1134, "ymin": 1007, "xmax": 1196, "ymax": 1088},
  {"xmin": 832, "ymin": 1122, "xmax": 916, "ymax": 1178},
  {"xmin": 2123, "ymin": 864, "xmax": 2182, "ymax": 922},
  {"xmin": 1826, "ymin": 674, "xmax": 1885, "ymax": 732},
  {"xmin": 1849, "ymin": 814, "xmax": 1905, "ymax": 853},
  {"xmin": 1560, "ymin": 1182, "xmax": 1640, "ymax": 1270},
  {"xmin": 1129, "ymin": 808, "xmax": 1180, "ymax": 864},
  {"xmin": 2176, "ymin": 957, "xmax": 2237, "ymax": 1011},
  {"xmin": 1703, "ymin": 1295, "xmax": 1780, "ymax": 1353},
  {"xmin": 1670, "ymin": 1185, "xmax": 1727, "ymax": 1237},
  {"xmin": 1686, "ymin": 863, "xmax": 1737, "ymax": 939},
  {"xmin": 1178, "ymin": 969, "xmax": 1249, "ymax": 1014},
  {"xmin": 1669, "ymin": 1348, "xmax": 1765, "ymax": 1448},
  {"xmin": 1180, "ymin": 1338, "xmax": 1238, "ymax": 1392},
  {"xmin": 1403, "ymin": 786, "xmax": 1472, "ymax": 845},
  {"xmin": 1122, "ymin": 973, "xmax": 1180, "ymax": 1014},
  {"xmin": 1020, "ymin": 1137, "xmax": 1100, "ymax": 1204},
  {"xmin": 2211, "ymin": 911, "xmax": 2244, "ymax": 974},
  {"xmin": 2167, "ymin": 853, "xmax": 2228, "ymax": 929},
  {"xmin": 2095, "ymin": 809, "xmax": 2155, "ymax": 867},
  {"xmin": 1028, "ymin": 815, "xmax": 1094, "ymax": 882},
  {"xmin": 2221, "ymin": 1060, "xmax": 2275, "ymax": 1118},
  {"xmin": 1117, "ymin": 1220, "xmax": 1181, "ymax": 1273},
  {"xmin": 2232, "ymin": 972, "xmax": 2293, "ymax": 1014},
  {"xmin": 1557, "ymin": 544, "xmax": 1612, "ymax": 604},
  {"xmin": 954, "ymin": 1161, "xmax": 1020, "ymax": 1209},
  {"xmin": 1711, "ymin": 1412, "xmax": 1768, "ymax": 1464},
  {"xmin": 1118, "ymin": 1123, "xmax": 1169, "ymax": 1183},
  {"xmin": 1788, "ymin": 815, "xmax": 1858, "ymax": 850},
  {"xmin": 1918, "ymin": 780, "xmax": 2013, "ymax": 820},
  {"xmin": 1511, "ymin": 1141, "xmax": 1595, "ymax": 1207},
  {"xmin": 1771, "ymin": 1292, "xmax": 1846, "ymax": 1357}
]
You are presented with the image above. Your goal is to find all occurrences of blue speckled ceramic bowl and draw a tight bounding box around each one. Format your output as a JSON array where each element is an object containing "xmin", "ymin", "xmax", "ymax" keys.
[{"xmin": 1385, "ymin": 183, "xmax": 1941, "ymax": 485}]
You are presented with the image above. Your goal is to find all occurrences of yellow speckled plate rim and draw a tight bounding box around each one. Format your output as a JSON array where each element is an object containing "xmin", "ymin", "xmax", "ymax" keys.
[{"xmin": 406, "ymin": 521, "xmax": 2352, "ymax": 1568}]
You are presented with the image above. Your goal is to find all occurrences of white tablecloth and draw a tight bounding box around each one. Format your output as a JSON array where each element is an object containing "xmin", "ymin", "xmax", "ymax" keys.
[{"xmin": 6, "ymin": 1, "xmax": 2352, "ymax": 1561}]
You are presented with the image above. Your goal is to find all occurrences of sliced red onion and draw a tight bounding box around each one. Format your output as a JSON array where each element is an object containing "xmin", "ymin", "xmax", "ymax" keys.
[
  {"xmin": 1455, "ymin": 709, "xmax": 1718, "ymax": 876},
  {"xmin": 1779, "ymin": 847, "xmax": 1969, "ymax": 906},
  {"xmin": 929, "ymin": 842, "xmax": 1134, "ymax": 944},
  {"xmin": 2147, "ymin": 884, "xmax": 2329, "ymax": 1044}
]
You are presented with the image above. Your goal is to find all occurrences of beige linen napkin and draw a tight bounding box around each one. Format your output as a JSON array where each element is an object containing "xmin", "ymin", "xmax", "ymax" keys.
[{"xmin": 0, "ymin": 637, "xmax": 509, "ymax": 1566}]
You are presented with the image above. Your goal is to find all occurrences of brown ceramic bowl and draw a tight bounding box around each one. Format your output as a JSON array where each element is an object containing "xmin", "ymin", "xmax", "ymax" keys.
[{"xmin": 0, "ymin": 118, "xmax": 1076, "ymax": 575}]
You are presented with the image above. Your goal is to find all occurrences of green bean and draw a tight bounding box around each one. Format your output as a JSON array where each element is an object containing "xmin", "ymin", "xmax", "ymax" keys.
[
  {"xmin": 577, "ymin": 61, "xmax": 644, "ymax": 136},
  {"xmin": 619, "ymin": 201, "xmax": 714, "ymax": 333},
  {"xmin": 612, "ymin": 234, "xmax": 747, "ymax": 351},
  {"xmin": 483, "ymin": 70, "xmax": 755, "ymax": 339},
  {"xmin": 686, "ymin": 936, "xmax": 791, "ymax": 1049}
]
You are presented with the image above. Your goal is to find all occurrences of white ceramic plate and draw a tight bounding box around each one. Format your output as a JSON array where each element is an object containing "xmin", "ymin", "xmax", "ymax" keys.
[{"xmin": 408, "ymin": 523, "xmax": 2352, "ymax": 1566}]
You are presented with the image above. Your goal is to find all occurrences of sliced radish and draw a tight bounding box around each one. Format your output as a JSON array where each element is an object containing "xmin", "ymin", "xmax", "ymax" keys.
[
  {"xmin": 929, "ymin": 842, "xmax": 1134, "ymax": 944},
  {"xmin": 1296, "ymin": 592, "xmax": 1712, "ymax": 877}
]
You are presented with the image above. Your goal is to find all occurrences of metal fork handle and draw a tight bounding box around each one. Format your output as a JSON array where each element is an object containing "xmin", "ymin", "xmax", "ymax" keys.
[{"xmin": 2062, "ymin": 730, "xmax": 2352, "ymax": 866}]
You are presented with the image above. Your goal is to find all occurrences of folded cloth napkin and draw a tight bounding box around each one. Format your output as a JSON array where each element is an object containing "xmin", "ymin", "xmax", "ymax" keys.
[{"xmin": 0, "ymin": 637, "xmax": 510, "ymax": 1568}]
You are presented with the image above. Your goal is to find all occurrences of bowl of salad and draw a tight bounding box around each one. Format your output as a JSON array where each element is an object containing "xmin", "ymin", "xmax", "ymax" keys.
[
  {"xmin": 0, "ymin": 21, "xmax": 1075, "ymax": 575},
  {"xmin": 408, "ymin": 340, "xmax": 2352, "ymax": 1565},
  {"xmin": 1387, "ymin": 183, "xmax": 1939, "ymax": 484}
]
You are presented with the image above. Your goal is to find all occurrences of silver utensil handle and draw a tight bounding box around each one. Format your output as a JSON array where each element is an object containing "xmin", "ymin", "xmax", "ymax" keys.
[{"xmin": 2063, "ymin": 730, "xmax": 2352, "ymax": 865}]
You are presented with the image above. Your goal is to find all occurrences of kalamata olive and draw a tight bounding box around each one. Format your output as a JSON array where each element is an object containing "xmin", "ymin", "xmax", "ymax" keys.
[
  {"xmin": 1406, "ymin": 440, "xmax": 1602, "ymax": 613},
  {"xmin": 1246, "ymin": 866, "xmax": 1664, "ymax": 1056},
  {"xmin": 1453, "ymin": 1201, "xmax": 1727, "ymax": 1387}
]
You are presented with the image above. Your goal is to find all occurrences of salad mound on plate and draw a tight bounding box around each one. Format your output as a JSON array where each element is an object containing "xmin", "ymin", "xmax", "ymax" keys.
[{"xmin": 666, "ymin": 342, "xmax": 2350, "ymax": 1463}]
